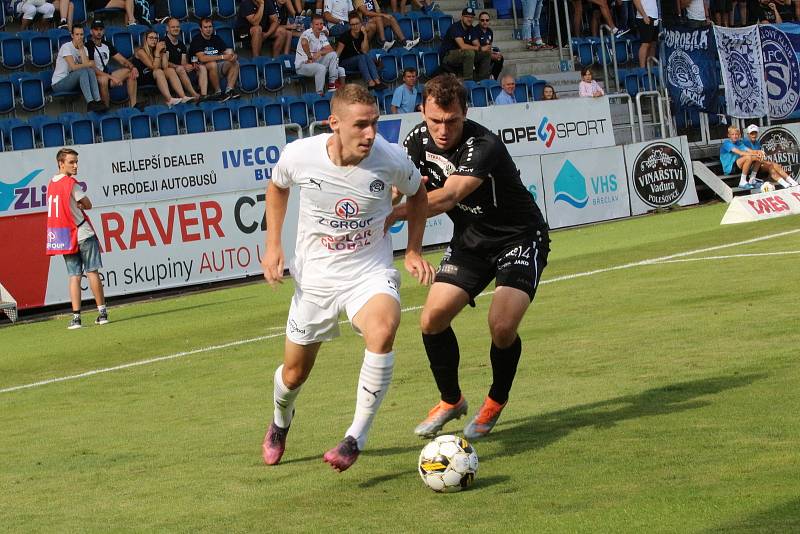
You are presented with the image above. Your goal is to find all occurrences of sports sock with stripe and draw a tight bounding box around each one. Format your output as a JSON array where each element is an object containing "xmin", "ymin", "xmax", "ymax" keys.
[{"xmin": 345, "ymin": 350, "xmax": 394, "ymax": 450}]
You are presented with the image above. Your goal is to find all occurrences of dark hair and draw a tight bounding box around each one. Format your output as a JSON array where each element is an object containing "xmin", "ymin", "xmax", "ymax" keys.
[
  {"xmin": 311, "ymin": 13, "xmax": 324, "ymax": 22},
  {"xmin": 580, "ymin": 67, "xmax": 592, "ymax": 76},
  {"xmin": 200, "ymin": 16, "xmax": 213, "ymax": 26},
  {"xmin": 422, "ymin": 74, "xmax": 467, "ymax": 113},
  {"xmin": 56, "ymin": 148, "xmax": 78, "ymax": 164},
  {"xmin": 347, "ymin": 10, "xmax": 360, "ymax": 21},
  {"xmin": 71, "ymin": 24, "xmax": 83, "ymax": 34},
  {"xmin": 542, "ymin": 84, "xmax": 557, "ymax": 99},
  {"xmin": 478, "ymin": 11, "xmax": 490, "ymax": 18},
  {"xmin": 403, "ymin": 67, "xmax": 418, "ymax": 76}
]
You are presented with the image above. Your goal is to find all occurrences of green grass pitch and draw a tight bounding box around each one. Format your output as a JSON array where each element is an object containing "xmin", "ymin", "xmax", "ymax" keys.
[{"xmin": 2, "ymin": 203, "xmax": 799, "ymax": 532}]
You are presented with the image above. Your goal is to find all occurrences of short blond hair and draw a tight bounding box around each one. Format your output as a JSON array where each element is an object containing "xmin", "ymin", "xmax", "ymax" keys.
[
  {"xmin": 727, "ymin": 125, "xmax": 740, "ymax": 134},
  {"xmin": 331, "ymin": 84, "xmax": 377, "ymax": 113}
]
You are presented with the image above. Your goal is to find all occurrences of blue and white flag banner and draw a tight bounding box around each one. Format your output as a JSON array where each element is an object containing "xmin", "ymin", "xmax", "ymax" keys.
[
  {"xmin": 663, "ymin": 26, "xmax": 719, "ymax": 114},
  {"xmin": 759, "ymin": 24, "xmax": 800, "ymax": 120},
  {"xmin": 714, "ymin": 25, "xmax": 768, "ymax": 118}
]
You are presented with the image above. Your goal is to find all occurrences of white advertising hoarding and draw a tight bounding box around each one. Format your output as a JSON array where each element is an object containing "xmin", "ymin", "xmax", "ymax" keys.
[{"xmin": 541, "ymin": 146, "xmax": 631, "ymax": 229}]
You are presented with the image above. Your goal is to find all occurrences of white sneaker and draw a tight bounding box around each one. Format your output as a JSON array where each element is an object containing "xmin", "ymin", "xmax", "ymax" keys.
[
  {"xmin": 382, "ymin": 40, "xmax": 395, "ymax": 51},
  {"xmin": 404, "ymin": 37, "xmax": 420, "ymax": 50}
]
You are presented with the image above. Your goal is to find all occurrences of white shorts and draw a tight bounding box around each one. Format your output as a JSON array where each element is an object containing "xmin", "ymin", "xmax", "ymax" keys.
[{"xmin": 285, "ymin": 268, "xmax": 401, "ymax": 345}]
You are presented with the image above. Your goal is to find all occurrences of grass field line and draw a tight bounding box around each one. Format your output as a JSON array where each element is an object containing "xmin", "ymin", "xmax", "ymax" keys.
[
  {"xmin": 2, "ymin": 228, "xmax": 798, "ymax": 396},
  {"xmin": 652, "ymin": 250, "xmax": 800, "ymax": 264}
]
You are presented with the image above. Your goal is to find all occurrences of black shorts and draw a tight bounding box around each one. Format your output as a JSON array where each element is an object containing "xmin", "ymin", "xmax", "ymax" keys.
[
  {"xmin": 434, "ymin": 230, "xmax": 550, "ymax": 304},
  {"xmin": 636, "ymin": 17, "xmax": 659, "ymax": 43}
]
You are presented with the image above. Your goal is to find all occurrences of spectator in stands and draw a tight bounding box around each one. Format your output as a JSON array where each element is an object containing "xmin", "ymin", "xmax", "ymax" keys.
[
  {"xmin": 474, "ymin": 12, "xmax": 505, "ymax": 80},
  {"xmin": 720, "ymin": 125, "xmax": 764, "ymax": 189},
  {"xmin": 52, "ymin": 26, "xmax": 107, "ymax": 112},
  {"xmin": 190, "ymin": 17, "xmax": 242, "ymax": 101},
  {"xmin": 572, "ymin": 0, "xmax": 627, "ymax": 37},
  {"xmin": 51, "ymin": 0, "xmax": 73, "ymax": 29},
  {"xmin": 633, "ymin": 0, "xmax": 659, "ymax": 67},
  {"xmin": 390, "ymin": 0, "xmax": 436, "ymax": 15},
  {"xmin": 519, "ymin": 0, "xmax": 549, "ymax": 50},
  {"xmin": 87, "ymin": 0, "xmax": 137, "ymax": 26},
  {"xmin": 439, "ymin": 7, "xmax": 491, "ymax": 82},
  {"xmin": 578, "ymin": 67, "xmax": 604, "ymax": 97},
  {"xmin": 297, "ymin": 14, "xmax": 346, "ymax": 95},
  {"xmin": 494, "ymin": 75, "xmax": 516, "ymax": 105},
  {"xmin": 542, "ymin": 84, "xmax": 558, "ymax": 100},
  {"xmin": 616, "ymin": 0, "xmax": 636, "ymax": 32},
  {"xmin": 709, "ymin": 0, "xmax": 730, "ymax": 25},
  {"xmin": 85, "ymin": 20, "xmax": 140, "ymax": 109},
  {"xmin": 391, "ymin": 67, "xmax": 420, "ymax": 113},
  {"xmin": 133, "ymin": 30, "xmax": 195, "ymax": 106},
  {"xmin": 754, "ymin": 0, "xmax": 783, "ymax": 22},
  {"xmin": 47, "ymin": 148, "xmax": 108, "ymax": 330},
  {"xmin": 742, "ymin": 124, "xmax": 800, "ymax": 187},
  {"xmin": 237, "ymin": 0, "xmax": 291, "ymax": 57},
  {"xmin": 731, "ymin": 0, "xmax": 746, "ymax": 25},
  {"xmin": 336, "ymin": 13, "xmax": 386, "ymax": 91},
  {"xmin": 274, "ymin": 0, "xmax": 303, "ymax": 56},
  {"xmin": 353, "ymin": 0, "xmax": 420, "ymax": 51},
  {"xmin": 324, "ymin": 0, "xmax": 354, "ymax": 37},
  {"xmin": 17, "ymin": 0, "xmax": 56, "ymax": 30},
  {"xmin": 681, "ymin": 0, "xmax": 710, "ymax": 27},
  {"xmin": 163, "ymin": 17, "xmax": 208, "ymax": 100}
]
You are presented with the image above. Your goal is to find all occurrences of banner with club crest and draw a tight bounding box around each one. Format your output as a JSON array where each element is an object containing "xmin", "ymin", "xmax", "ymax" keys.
[
  {"xmin": 759, "ymin": 24, "xmax": 800, "ymax": 120},
  {"xmin": 663, "ymin": 25, "xmax": 719, "ymax": 114},
  {"xmin": 714, "ymin": 25, "xmax": 768, "ymax": 118}
]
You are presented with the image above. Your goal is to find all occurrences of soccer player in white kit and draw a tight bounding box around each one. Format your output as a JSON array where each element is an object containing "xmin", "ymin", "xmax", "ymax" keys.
[{"xmin": 261, "ymin": 84, "xmax": 436, "ymax": 472}]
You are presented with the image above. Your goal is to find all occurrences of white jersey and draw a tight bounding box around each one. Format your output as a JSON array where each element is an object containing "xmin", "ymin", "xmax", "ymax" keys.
[{"xmin": 272, "ymin": 133, "xmax": 422, "ymax": 294}]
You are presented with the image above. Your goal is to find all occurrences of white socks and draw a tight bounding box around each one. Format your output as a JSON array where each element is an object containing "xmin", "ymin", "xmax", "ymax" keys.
[
  {"xmin": 739, "ymin": 173, "xmax": 748, "ymax": 187},
  {"xmin": 345, "ymin": 350, "xmax": 395, "ymax": 451},
  {"xmin": 273, "ymin": 364, "xmax": 301, "ymax": 429},
  {"xmin": 778, "ymin": 178, "xmax": 791, "ymax": 188}
]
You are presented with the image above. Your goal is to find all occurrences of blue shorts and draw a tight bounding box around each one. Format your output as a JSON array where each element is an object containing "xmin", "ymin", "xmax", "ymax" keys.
[{"xmin": 64, "ymin": 235, "xmax": 103, "ymax": 276}]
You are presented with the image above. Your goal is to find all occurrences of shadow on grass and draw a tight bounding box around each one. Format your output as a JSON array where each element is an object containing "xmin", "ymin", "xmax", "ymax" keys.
[
  {"xmin": 706, "ymin": 497, "xmax": 800, "ymax": 533},
  {"xmin": 110, "ymin": 295, "xmax": 259, "ymax": 324},
  {"xmin": 487, "ymin": 373, "xmax": 766, "ymax": 459}
]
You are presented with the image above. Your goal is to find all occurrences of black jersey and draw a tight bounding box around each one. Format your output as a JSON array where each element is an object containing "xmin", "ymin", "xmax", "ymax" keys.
[{"xmin": 403, "ymin": 119, "xmax": 547, "ymax": 252}]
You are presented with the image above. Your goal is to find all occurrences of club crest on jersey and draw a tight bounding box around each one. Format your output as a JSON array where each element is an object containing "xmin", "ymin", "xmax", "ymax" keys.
[
  {"xmin": 335, "ymin": 198, "xmax": 359, "ymax": 219},
  {"xmin": 369, "ymin": 179, "xmax": 385, "ymax": 193},
  {"xmin": 425, "ymin": 151, "xmax": 456, "ymax": 177}
]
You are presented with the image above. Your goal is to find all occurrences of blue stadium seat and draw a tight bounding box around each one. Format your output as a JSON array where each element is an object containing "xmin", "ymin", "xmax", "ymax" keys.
[
  {"xmin": 281, "ymin": 95, "xmax": 309, "ymax": 128},
  {"xmin": 237, "ymin": 60, "xmax": 260, "ymax": 94},
  {"xmin": 184, "ymin": 107, "xmax": 206, "ymax": 133},
  {"xmin": 482, "ymin": 79, "xmax": 501, "ymax": 102},
  {"xmin": 72, "ymin": 0, "xmax": 87, "ymax": 23},
  {"xmin": 378, "ymin": 53, "xmax": 399, "ymax": 84},
  {"xmin": 0, "ymin": 5, "xmax": 5, "ymax": 29},
  {"xmin": 214, "ymin": 23, "xmax": 235, "ymax": 50},
  {"xmin": 381, "ymin": 92, "xmax": 393, "ymax": 115},
  {"xmin": 156, "ymin": 109, "xmax": 180, "ymax": 136},
  {"xmin": 111, "ymin": 31, "xmax": 135, "ymax": 59},
  {"xmin": 232, "ymin": 100, "xmax": 259, "ymax": 128},
  {"xmin": 310, "ymin": 94, "xmax": 331, "ymax": 122},
  {"xmin": 152, "ymin": 23, "xmax": 168, "ymax": 40},
  {"xmin": 572, "ymin": 37, "xmax": 594, "ymax": 67},
  {"xmin": 100, "ymin": 114, "xmax": 125, "ymax": 142},
  {"xmin": 128, "ymin": 112, "xmax": 152, "ymax": 138},
  {"xmin": 253, "ymin": 56, "xmax": 282, "ymax": 92},
  {"xmin": 466, "ymin": 81, "xmax": 489, "ymax": 107},
  {"xmin": 66, "ymin": 115, "xmax": 95, "ymax": 145},
  {"xmin": 193, "ymin": 0, "xmax": 213, "ymax": 19},
  {"xmin": 19, "ymin": 76, "xmax": 45, "ymax": 113},
  {"xmin": 260, "ymin": 97, "xmax": 284, "ymax": 126},
  {"xmin": 127, "ymin": 24, "xmax": 151, "ymax": 47},
  {"xmin": 416, "ymin": 15, "xmax": 435, "ymax": 43},
  {"xmin": 211, "ymin": 105, "xmax": 233, "ymax": 131},
  {"xmin": 0, "ymin": 117, "xmax": 24, "ymax": 147},
  {"xmin": 29, "ymin": 36, "xmax": 54, "ymax": 68},
  {"xmin": 34, "ymin": 116, "xmax": 66, "ymax": 147},
  {"xmin": 169, "ymin": 0, "xmax": 190, "ymax": 20},
  {"xmin": 420, "ymin": 49, "xmax": 439, "ymax": 79},
  {"xmin": 1, "ymin": 38, "xmax": 25, "ymax": 70},
  {"xmin": 216, "ymin": 0, "xmax": 237, "ymax": 18},
  {"xmin": 396, "ymin": 15, "xmax": 414, "ymax": 40},
  {"xmin": 181, "ymin": 21, "xmax": 200, "ymax": 44},
  {"xmin": 436, "ymin": 13, "xmax": 452, "ymax": 38},
  {"xmin": 10, "ymin": 123, "xmax": 35, "ymax": 151},
  {"xmin": 395, "ymin": 49, "xmax": 419, "ymax": 72},
  {"xmin": 0, "ymin": 78, "xmax": 15, "ymax": 116}
]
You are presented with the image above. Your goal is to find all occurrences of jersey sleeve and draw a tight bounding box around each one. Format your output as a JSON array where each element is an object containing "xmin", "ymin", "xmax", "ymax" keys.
[
  {"xmin": 402, "ymin": 125, "xmax": 423, "ymax": 169},
  {"xmin": 71, "ymin": 183, "xmax": 86, "ymax": 202},
  {"xmin": 271, "ymin": 144, "xmax": 297, "ymax": 189},
  {"xmin": 389, "ymin": 145, "xmax": 422, "ymax": 197},
  {"xmin": 454, "ymin": 134, "xmax": 495, "ymax": 180}
]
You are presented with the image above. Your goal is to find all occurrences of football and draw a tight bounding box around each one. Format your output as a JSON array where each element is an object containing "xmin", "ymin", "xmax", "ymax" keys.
[
  {"xmin": 761, "ymin": 182, "xmax": 776, "ymax": 193},
  {"xmin": 418, "ymin": 434, "xmax": 478, "ymax": 493}
]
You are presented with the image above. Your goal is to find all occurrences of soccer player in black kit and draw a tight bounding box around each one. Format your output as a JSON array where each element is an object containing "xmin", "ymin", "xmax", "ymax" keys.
[{"xmin": 388, "ymin": 74, "xmax": 550, "ymax": 440}]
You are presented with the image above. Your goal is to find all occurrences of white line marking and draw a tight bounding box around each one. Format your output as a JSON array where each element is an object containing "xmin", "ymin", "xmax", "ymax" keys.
[
  {"xmin": 651, "ymin": 251, "xmax": 800, "ymax": 264},
  {"xmin": 3, "ymin": 228, "xmax": 799, "ymax": 395}
]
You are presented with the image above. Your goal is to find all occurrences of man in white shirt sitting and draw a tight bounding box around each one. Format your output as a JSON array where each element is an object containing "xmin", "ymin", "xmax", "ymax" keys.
[{"xmin": 296, "ymin": 15, "xmax": 346, "ymax": 95}]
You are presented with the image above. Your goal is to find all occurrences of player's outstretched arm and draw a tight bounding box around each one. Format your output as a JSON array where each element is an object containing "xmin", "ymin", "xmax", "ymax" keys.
[
  {"xmin": 403, "ymin": 182, "xmax": 436, "ymax": 285},
  {"xmin": 262, "ymin": 181, "xmax": 289, "ymax": 287}
]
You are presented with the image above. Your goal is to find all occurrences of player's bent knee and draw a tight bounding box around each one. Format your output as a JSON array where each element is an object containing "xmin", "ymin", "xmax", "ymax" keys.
[{"xmin": 489, "ymin": 320, "xmax": 518, "ymax": 348}]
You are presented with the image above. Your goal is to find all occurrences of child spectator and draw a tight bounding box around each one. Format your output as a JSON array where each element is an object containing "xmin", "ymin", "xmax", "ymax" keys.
[{"xmin": 578, "ymin": 67, "xmax": 604, "ymax": 97}]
